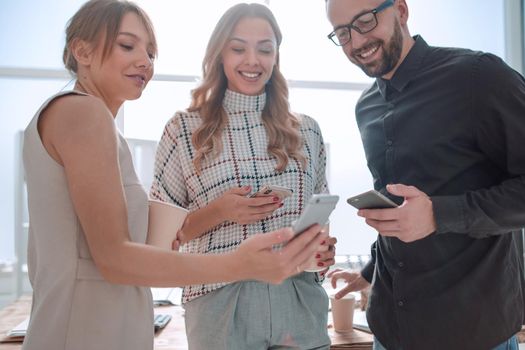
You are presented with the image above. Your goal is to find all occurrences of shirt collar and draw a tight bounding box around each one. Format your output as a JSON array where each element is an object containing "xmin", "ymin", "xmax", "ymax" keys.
[
  {"xmin": 222, "ymin": 89, "xmax": 266, "ymax": 114},
  {"xmin": 377, "ymin": 35, "xmax": 429, "ymax": 99}
]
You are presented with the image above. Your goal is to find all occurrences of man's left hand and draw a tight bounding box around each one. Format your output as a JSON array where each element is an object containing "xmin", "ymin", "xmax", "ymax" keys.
[{"xmin": 357, "ymin": 184, "xmax": 436, "ymax": 243}]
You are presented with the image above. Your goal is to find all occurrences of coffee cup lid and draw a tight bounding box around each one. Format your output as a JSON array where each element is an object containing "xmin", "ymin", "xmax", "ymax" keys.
[{"xmin": 329, "ymin": 292, "xmax": 356, "ymax": 300}]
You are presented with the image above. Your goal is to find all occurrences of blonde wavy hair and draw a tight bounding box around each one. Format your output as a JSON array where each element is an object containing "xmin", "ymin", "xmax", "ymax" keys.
[{"xmin": 189, "ymin": 3, "xmax": 306, "ymax": 174}]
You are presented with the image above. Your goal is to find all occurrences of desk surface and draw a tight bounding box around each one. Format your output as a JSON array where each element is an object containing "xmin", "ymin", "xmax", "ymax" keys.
[{"xmin": 0, "ymin": 295, "xmax": 373, "ymax": 350}]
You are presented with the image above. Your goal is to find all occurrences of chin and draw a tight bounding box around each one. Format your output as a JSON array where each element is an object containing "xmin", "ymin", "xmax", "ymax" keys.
[
  {"xmin": 126, "ymin": 91, "xmax": 143, "ymax": 101},
  {"xmin": 244, "ymin": 86, "xmax": 265, "ymax": 96}
]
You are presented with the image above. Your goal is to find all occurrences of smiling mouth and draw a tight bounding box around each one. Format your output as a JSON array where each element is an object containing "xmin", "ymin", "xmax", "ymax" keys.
[
  {"xmin": 126, "ymin": 74, "xmax": 146, "ymax": 85},
  {"xmin": 240, "ymin": 71, "xmax": 262, "ymax": 79},
  {"xmin": 354, "ymin": 43, "xmax": 381, "ymax": 61}
]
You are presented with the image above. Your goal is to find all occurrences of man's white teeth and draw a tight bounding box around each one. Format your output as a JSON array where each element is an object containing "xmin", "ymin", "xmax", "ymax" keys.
[
  {"xmin": 241, "ymin": 72, "xmax": 259, "ymax": 78},
  {"xmin": 359, "ymin": 45, "xmax": 379, "ymax": 58}
]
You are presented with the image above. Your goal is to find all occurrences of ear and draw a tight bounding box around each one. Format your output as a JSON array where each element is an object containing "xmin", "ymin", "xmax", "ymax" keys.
[
  {"xmin": 396, "ymin": 0, "xmax": 409, "ymax": 26},
  {"xmin": 70, "ymin": 39, "xmax": 94, "ymax": 67}
]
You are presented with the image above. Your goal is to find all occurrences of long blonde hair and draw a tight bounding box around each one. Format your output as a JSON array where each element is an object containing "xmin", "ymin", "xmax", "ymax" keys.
[{"xmin": 189, "ymin": 3, "xmax": 305, "ymax": 174}]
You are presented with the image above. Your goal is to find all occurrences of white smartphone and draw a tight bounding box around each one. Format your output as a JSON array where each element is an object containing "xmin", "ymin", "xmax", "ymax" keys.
[
  {"xmin": 292, "ymin": 194, "xmax": 340, "ymax": 234},
  {"xmin": 249, "ymin": 185, "xmax": 293, "ymax": 200},
  {"xmin": 346, "ymin": 190, "xmax": 398, "ymax": 210}
]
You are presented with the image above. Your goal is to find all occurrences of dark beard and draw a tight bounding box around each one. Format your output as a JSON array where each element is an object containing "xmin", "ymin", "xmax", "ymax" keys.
[{"xmin": 352, "ymin": 19, "xmax": 404, "ymax": 78}]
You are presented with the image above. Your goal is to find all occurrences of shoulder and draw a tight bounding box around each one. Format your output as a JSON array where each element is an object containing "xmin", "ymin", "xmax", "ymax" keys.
[
  {"xmin": 163, "ymin": 109, "xmax": 202, "ymax": 132},
  {"xmin": 41, "ymin": 94, "xmax": 115, "ymax": 139},
  {"xmin": 474, "ymin": 52, "xmax": 521, "ymax": 84},
  {"xmin": 295, "ymin": 113, "xmax": 324, "ymax": 139},
  {"xmin": 296, "ymin": 113, "xmax": 320, "ymax": 130},
  {"xmin": 424, "ymin": 46, "xmax": 513, "ymax": 80}
]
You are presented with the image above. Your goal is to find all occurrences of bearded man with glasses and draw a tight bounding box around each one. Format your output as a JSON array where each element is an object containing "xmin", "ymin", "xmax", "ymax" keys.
[{"xmin": 324, "ymin": 1, "xmax": 525, "ymax": 350}]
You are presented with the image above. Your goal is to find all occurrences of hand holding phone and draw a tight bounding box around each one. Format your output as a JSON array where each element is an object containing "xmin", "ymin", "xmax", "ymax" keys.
[
  {"xmin": 346, "ymin": 190, "xmax": 398, "ymax": 210},
  {"xmin": 292, "ymin": 194, "xmax": 339, "ymax": 234},
  {"xmin": 291, "ymin": 194, "xmax": 339, "ymax": 272},
  {"xmin": 249, "ymin": 185, "xmax": 293, "ymax": 201}
]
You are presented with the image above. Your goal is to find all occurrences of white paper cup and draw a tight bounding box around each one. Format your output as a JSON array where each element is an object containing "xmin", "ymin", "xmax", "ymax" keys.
[
  {"xmin": 147, "ymin": 199, "xmax": 188, "ymax": 250},
  {"xmin": 330, "ymin": 293, "xmax": 356, "ymax": 333}
]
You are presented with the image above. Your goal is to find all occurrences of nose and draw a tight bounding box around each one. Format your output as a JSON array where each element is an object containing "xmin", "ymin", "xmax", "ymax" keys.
[
  {"xmin": 245, "ymin": 48, "xmax": 259, "ymax": 66},
  {"xmin": 136, "ymin": 50, "xmax": 153, "ymax": 70},
  {"xmin": 348, "ymin": 28, "xmax": 368, "ymax": 50}
]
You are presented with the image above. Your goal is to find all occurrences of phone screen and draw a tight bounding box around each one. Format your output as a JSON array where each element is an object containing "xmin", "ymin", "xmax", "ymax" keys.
[{"xmin": 292, "ymin": 194, "xmax": 339, "ymax": 234}]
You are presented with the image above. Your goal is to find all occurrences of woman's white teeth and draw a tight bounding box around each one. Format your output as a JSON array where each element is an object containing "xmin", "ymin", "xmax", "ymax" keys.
[
  {"xmin": 241, "ymin": 72, "xmax": 259, "ymax": 78},
  {"xmin": 359, "ymin": 45, "xmax": 379, "ymax": 58}
]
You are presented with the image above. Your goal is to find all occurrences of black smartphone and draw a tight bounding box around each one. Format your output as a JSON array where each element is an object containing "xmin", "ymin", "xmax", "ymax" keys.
[
  {"xmin": 346, "ymin": 190, "xmax": 398, "ymax": 209},
  {"xmin": 292, "ymin": 194, "xmax": 339, "ymax": 234}
]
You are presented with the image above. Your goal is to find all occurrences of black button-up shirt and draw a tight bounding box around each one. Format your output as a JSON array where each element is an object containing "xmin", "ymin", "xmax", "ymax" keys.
[{"xmin": 357, "ymin": 36, "xmax": 525, "ymax": 350}]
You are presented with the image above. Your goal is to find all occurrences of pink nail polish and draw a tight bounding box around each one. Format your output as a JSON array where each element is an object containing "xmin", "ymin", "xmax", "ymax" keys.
[
  {"xmin": 317, "ymin": 262, "xmax": 324, "ymax": 267},
  {"xmin": 315, "ymin": 254, "xmax": 321, "ymax": 259}
]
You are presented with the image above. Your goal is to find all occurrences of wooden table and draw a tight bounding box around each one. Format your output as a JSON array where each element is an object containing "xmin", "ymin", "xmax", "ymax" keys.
[{"xmin": 0, "ymin": 295, "xmax": 372, "ymax": 349}]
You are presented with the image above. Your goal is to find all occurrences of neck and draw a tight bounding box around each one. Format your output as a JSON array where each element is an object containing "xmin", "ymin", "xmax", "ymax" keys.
[
  {"xmin": 74, "ymin": 79, "xmax": 122, "ymax": 118},
  {"xmin": 381, "ymin": 34, "xmax": 415, "ymax": 80}
]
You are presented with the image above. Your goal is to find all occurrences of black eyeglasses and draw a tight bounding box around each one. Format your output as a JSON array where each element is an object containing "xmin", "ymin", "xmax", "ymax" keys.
[{"xmin": 327, "ymin": 0, "xmax": 395, "ymax": 46}]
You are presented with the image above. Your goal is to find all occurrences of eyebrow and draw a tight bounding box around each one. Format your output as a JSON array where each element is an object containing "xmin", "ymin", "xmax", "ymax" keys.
[
  {"xmin": 333, "ymin": 7, "xmax": 375, "ymax": 31},
  {"xmin": 229, "ymin": 37, "xmax": 276, "ymax": 45},
  {"xmin": 118, "ymin": 31, "xmax": 139, "ymax": 39}
]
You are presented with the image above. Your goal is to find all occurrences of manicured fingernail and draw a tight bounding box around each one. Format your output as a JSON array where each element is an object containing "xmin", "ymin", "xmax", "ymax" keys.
[
  {"xmin": 317, "ymin": 262, "xmax": 324, "ymax": 267},
  {"xmin": 315, "ymin": 254, "xmax": 321, "ymax": 259},
  {"xmin": 273, "ymin": 196, "xmax": 280, "ymax": 202},
  {"xmin": 244, "ymin": 185, "xmax": 251, "ymax": 191},
  {"xmin": 321, "ymin": 240, "xmax": 326, "ymax": 245}
]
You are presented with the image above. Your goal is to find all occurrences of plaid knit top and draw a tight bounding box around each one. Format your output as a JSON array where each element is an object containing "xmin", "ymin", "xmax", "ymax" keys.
[{"xmin": 150, "ymin": 89, "xmax": 328, "ymax": 303}]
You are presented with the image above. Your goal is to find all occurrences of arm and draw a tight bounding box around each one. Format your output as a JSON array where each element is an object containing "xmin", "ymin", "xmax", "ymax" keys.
[
  {"xmin": 40, "ymin": 96, "xmax": 327, "ymax": 287},
  {"xmin": 325, "ymin": 241, "xmax": 376, "ymax": 299},
  {"xmin": 150, "ymin": 116, "xmax": 282, "ymax": 244},
  {"xmin": 326, "ymin": 269, "xmax": 371, "ymax": 299},
  {"xmin": 432, "ymin": 54, "xmax": 525, "ymax": 237},
  {"xmin": 179, "ymin": 187, "xmax": 282, "ymax": 243},
  {"xmin": 311, "ymin": 116, "xmax": 329, "ymax": 196},
  {"xmin": 358, "ymin": 55, "xmax": 525, "ymax": 241}
]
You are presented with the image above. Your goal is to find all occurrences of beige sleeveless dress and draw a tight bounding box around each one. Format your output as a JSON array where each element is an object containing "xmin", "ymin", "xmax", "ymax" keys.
[{"xmin": 22, "ymin": 91, "xmax": 153, "ymax": 350}]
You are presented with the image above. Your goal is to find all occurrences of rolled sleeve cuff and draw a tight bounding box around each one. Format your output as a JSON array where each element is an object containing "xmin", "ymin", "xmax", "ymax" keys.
[
  {"xmin": 361, "ymin": 260, "xmax": 375, "ymax": 284},
  {"xmin": 431, "ymin": 195, "xmax": 467, "ymax": 234}
]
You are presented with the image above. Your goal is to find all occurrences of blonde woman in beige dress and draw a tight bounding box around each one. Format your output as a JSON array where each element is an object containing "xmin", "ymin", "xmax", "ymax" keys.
[{"xmin": 21, "ymin": 1, "xmax": 329, "ymax": 349}]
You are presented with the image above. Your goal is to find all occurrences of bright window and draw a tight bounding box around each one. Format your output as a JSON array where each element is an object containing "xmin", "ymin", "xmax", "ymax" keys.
[{"xmin": 0, "ymin": 0, "xmax": 507, "ymax": 260}]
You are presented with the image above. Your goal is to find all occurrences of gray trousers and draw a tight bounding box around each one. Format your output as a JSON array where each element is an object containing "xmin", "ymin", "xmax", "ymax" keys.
[{"xmin": 184, "ymin": 272, "xmax": 330, "ymax": 350}]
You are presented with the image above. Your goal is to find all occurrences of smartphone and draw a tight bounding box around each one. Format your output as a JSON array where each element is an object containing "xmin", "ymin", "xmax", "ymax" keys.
[
  {"xmin": 346, "ymin": 190, "xmax": 398, "ymax": 210},
  {"xmin": 292, "ymin": 194, "xmax": 340, "ymax": 234},
  {"xmin": 249, "ymin": 185, "xmax": 293, "ymax": 200}
]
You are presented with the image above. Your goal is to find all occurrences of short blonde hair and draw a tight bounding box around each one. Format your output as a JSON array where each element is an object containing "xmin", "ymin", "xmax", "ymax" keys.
[{"xmin": 63, "ymin": 0, "xmax": 157, "ymax": 75}]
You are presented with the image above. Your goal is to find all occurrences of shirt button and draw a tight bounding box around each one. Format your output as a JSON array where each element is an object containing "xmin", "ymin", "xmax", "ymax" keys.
[
  {"xmin": 386, "ymin": 140, "xmax": 393, "ymax": 146},
  {"xmin": 398, "ymin": 261, "xmax": 404, "ymax": 268},
  {"xmin": 398, "ymin": 301, "xmax": 404, "ymax": 307}
]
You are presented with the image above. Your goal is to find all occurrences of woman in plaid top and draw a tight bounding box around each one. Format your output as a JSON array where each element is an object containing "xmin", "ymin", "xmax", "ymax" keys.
[{"xmin": 151, "ymin": 3, "xmax": 336, "ymax": 349}]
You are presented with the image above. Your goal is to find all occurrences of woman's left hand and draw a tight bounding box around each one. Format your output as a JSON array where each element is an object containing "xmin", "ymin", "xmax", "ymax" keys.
[{"xmin": 316, "ymin": 235, "xmax": 337, "ymax": 275}]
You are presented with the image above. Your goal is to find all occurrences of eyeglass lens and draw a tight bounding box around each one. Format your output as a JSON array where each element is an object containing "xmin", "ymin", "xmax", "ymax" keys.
[{"xmin": 334, "ymin": 12, "xmax": 377, "ymax": 46}]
